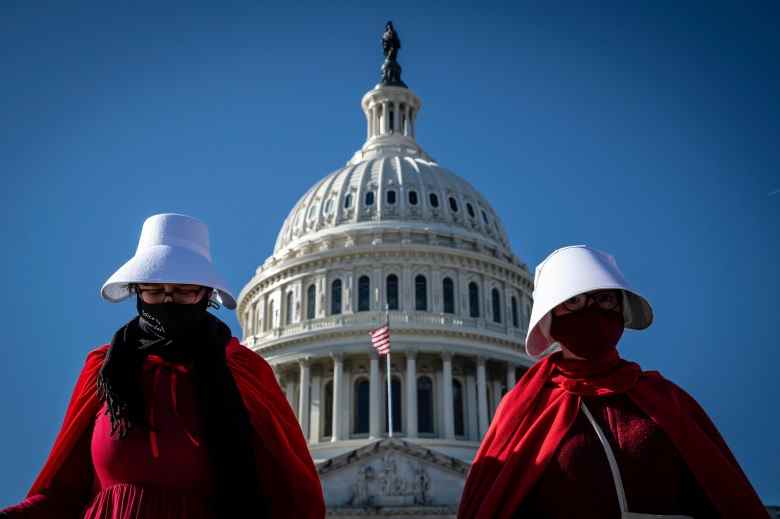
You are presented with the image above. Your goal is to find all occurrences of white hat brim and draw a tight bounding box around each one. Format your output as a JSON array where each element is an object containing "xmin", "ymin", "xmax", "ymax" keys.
[
  {"xmin": 524, "ymin": 245, "xmax": 653, "ymax": 358},
  {"xmin": 101, "ymin": 244, "xmax": 237, "ymax": 309}
]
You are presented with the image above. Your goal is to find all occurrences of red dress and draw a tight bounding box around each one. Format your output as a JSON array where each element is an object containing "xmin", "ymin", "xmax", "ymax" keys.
[
  {"xmin": 458, "ymin": 351, "xmax": 768, "ymax": 519},
  {"xmin": 84, "ymin": 355, "xmax": 214, "ymax": 518},
  {"xmin": 512, "ymin": 393, "xmax": 717, "ymax": 517},
  {"xmin": 1, "ymin": 339, "xmax": 325, "ymax": 519}
]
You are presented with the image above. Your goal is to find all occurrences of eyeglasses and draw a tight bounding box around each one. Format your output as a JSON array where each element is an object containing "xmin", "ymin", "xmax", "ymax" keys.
[
  {"xmin": 135, "ymin": 285, "xmax": 205, "ymax": 304},
  {"xmin": 560, "ymin": 290, "xmax": 620, "ymax": 312}
]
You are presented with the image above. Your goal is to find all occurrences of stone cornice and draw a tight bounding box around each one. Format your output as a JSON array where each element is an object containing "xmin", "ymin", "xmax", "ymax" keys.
[
  {"xmin": 246, "ymin": 324, "xmax": 534, "ymax": 367},
  {"xmin": 238, "ymin": 243, "xmax": 532, "ymax": 315}
]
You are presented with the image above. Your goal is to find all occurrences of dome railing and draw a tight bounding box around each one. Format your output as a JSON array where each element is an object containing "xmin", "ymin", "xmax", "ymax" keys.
[{"xmin": 249, "ymin": 310, "xmax": 528, "ymax": 344}]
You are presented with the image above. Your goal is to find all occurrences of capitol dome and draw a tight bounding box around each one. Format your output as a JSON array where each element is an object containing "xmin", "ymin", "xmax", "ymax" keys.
[
  {"xmin": 274, "ymin": 153, "xmax": 513, "ymax": 259},
  {"xmin": 238, "ymin": 26, "xmax": 533, "ymax": 516}
]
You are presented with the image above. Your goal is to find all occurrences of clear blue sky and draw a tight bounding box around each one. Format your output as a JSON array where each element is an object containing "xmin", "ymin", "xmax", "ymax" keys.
[{"xmin": 1, "ymin": 1, "xmax": 778, "ymax": 507}]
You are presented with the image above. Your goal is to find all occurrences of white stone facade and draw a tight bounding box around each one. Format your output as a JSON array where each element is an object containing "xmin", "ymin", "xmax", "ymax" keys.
[{"xmin": 238, "ymin": 68, "xmax": 533, "ymax": 515}]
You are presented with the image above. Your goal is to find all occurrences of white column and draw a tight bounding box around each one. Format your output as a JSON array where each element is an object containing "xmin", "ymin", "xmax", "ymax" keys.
[
  {"xmin": 506, "ymin": 363, "xmax": 516, "ymax": 391},
  {"xmin": 402, "ymin": 265, "xmax": 412, "ymax": 310},
  {"xmin": 406, "ymin": 349, "xmax": 418, "ymax": 439},
  {"xmin": 432, "ymin": 268, "xmax": 441, "ymax": 313},
  {"xmin": 382, "ymin": 102, "xmax": 389, "ymax": 135},
  {"xmin": 331, "ymin": 353, "xmax": 344, "ymax": 442},
  {"xmin": 442, "ymin": 352, "xmax": 455, "ymax": 440},
  {"xmin": 477, "ymin": 356, "xmax": 488, "ymax": 437},
  {"xmin": 285, "ymin": 376, "xmax": 296, "ymax": 414},
  {"xmin": 344, "ymin": 272, "xmax": 354, "ymax": 314},
  {"xmin": 309, "ymin": 374, "xmax": 321, "ymax": 444},
  {"xmin": 465, "ymin": 374, "xmax": 478, "ymax": 440},
  {"xmin": 492, "ymin": 380, "xmax": 503, "ymax": 418},
  {"xmin": 374, "ymin": 268, "xmax": 383, "ymax": 311},
  {"xmin": 369, "ymin": 351, "xmax": 381, "ymax": 439},
  {"xmin": 248, "ymin": 302, "xmax": 256, "ymax": 336},
  {"xmin": 298, "ymin": 358, "xmax": 311, "ymax": 439}
]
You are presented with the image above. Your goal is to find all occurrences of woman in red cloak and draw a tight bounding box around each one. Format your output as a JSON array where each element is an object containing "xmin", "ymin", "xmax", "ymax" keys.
[
  {"xmin": 458, "ymin": 245, "xmax": 767, "ymax": 519},
  {"xmin": 1, "ymin": 214, "xmax": 325, "ymax": 519}
]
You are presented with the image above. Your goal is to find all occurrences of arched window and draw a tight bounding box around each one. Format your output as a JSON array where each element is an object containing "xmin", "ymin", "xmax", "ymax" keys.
[
  {"xmin": 408, "ymin": 191, "xmax": 418, "ymax": 205},
  {"xmin": 353, "ymin": 378, "xmax": 369, "ymax": 434},
  {"xmin": 429, "ymin": 193, "xmax": 439, "ymax": 208},
  {"xmin": 323, "ymin": 380, "xmax": 333, "ymax": 437},
  {"xmin": 365, "ymin": 191, "xmax": 375, "ymax": 206},
  {"xmin": 466, "ymin": 203, "xmax": 475, "ymax": 218},
  {"xmin": 442, "ymin": 277, "xmax": 455, "ymax": 314},
  {"xmin": 331, "ymin": 279, "xmax": 342, "ymax": 315},
  {"xmin": 285, "ymin": 291, "xmax": 294, "ymax": 325},
  {"xmin": 386, "ymin": 274, "xmax": 399, "ymax": 310},
  {"xmin": 511, "ymin": 296, "xmax": 519, "ymax": 328},
  {"xmin": 481, "ymin": 209, "xmax": 489, "ymax": 224},
  {"xmin": 344, "ymin": 193, "xmax": 352, "ymax": 209},
  {"xmin": 385, "ymin": 376, "xmax": 402, "ymax": 433},
  {"xmin": 415, "ymin": 275, "xmax": 428, "ymax": 311},
  {"xmin": 449, "ymin": 197, "xmax": 459, "ymax": 212},
  {"xmin": 417, "ymin": 376, "xmax": 434, "ymax": 434},
  {"xmin": 387, "ymin": 190, "xmax": 396, "ymax": 205},
  {"xmin": 492, "ymin": 288, "xmax": 502, "ymax": 323},
  {"xmin": 453, "ymin": 379, "xmax": 465, "ymax": 437},
  {"xmin": 358, "ymin": 275, "xmax": 370, "ymax": 312},
  {"xmin": 307, "ymin": 284, "xmax": 316, "ymax": 320},
  {"xmin": 469, "ymin": 282, "xmax": 480, "ymax": 318}
]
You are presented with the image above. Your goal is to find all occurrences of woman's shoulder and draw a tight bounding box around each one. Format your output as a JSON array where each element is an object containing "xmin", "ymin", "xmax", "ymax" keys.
[
  {"xmin": 225, "ymin": 338, "xmax": 273, "ymax": 373},
  {"xmin": 78, "ymin": 344, "xmax": 109, "ymax": 371},
  {"xmin": 88, "ymin": 343, "xmax": 110, "ymax": 357}
]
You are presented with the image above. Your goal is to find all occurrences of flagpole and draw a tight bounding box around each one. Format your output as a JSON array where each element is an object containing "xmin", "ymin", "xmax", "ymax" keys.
[{"xmin": 385, "ymin": 304, "xmax": 392, "ymax": 438}]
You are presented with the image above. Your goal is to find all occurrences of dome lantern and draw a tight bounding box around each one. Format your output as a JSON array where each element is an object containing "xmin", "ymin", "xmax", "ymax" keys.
[{"xmin": 349, "ymin": 21, "xmax": 430, "ymax": 165}]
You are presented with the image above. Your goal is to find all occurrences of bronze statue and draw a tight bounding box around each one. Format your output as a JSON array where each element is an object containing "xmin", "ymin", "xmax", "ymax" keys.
[
  {"xmin": 382, "ymin": 21, "xmax": 401, "ymax": 62},
  {"xmin": 379, "ymin": 21, "xmax": 406, "ymax": 88}
]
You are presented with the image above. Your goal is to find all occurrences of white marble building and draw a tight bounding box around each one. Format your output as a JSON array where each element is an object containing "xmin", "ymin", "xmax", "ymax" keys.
[{"xmin": 237, "ymin": 53, "xmax": 534, "ymax": 517}]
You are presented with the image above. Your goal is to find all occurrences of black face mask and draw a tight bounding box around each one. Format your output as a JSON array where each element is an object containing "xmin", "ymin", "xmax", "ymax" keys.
[{"xmin": 136, "ymin": 295, "xmax": 210, "ymax": 340}]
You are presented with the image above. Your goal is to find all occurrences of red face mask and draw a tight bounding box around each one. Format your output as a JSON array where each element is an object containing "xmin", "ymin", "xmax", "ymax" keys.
[{"xmin": 550, "ymin": 305, "xmax": 625, "ymax": 360}]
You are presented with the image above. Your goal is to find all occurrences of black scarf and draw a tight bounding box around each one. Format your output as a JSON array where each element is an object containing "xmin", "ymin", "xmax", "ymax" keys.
[{"xmin": 97, "ymin": 300, "xmax": 264, "ymax": 514}]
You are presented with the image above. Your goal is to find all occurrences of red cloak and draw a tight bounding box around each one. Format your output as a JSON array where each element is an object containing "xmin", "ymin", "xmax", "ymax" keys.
[
  {"xmin": 9, "ymin": 339, "xmax": 325, "ymax": 519},
  {"xmin": 458, "ymin": 352, "xmax": 768, "ymax": 519}
]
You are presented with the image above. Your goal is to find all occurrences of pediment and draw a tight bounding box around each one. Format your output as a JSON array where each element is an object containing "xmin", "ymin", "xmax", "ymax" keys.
[{"xmin": 318, "ymin": 439, "xmax": 466, "ymax": 512}]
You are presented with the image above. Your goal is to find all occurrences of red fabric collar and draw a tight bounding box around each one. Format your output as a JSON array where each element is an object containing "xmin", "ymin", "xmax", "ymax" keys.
[
  {"xmin": 550, "ymin": 350, "xmax": 642, "ymax": 397},
  {"xmin": 458, "ymin": 351, "xmax": 767, "ymax": 519}
]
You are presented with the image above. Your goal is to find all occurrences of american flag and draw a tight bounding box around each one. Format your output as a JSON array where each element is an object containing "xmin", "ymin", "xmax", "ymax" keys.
[{"xmin": 370, "ymin": 324, "xmax": 391, "ymax": 355}]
